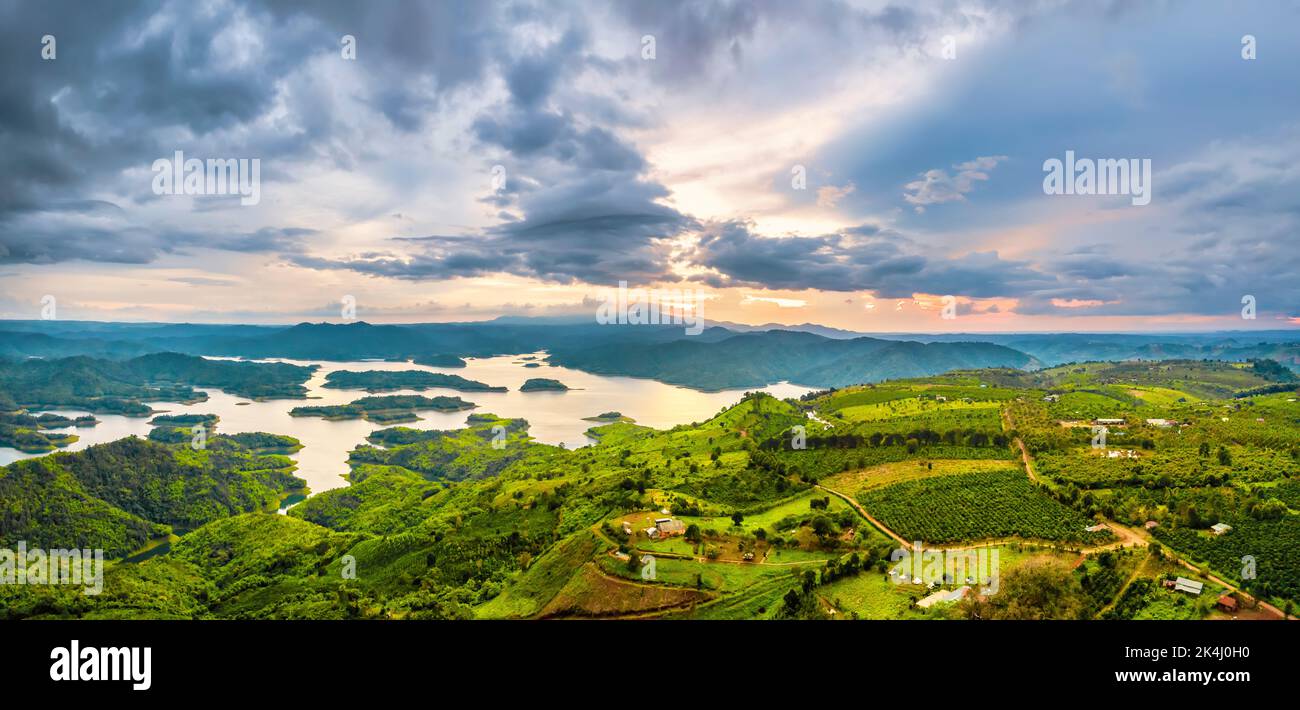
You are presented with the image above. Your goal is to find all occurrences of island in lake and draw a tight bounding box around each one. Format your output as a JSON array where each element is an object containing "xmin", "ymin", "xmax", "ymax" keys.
[
  {"xmin": 0, "ymin": 411, "xmax": 83, "ymax": 452},
  {"xmin": 322, "ymin": 370, "xmax": 506, "ymax": 393},
  {"xmin": 147, "ymin": 414, "xmax": 221, "ymax": 444},
  {"xmin": 519, "ymin": 378, "xmax": 568, "ymax": 392},
  {"xmin": 149, "ymin": 413, "xmax": 220, "ymax": 427},
  {"xmin": 289, "ymin": 394, "xmax": 476, "ymax": 422},
  {"xmin": 35, "ymin": 413, "xmax": 99, "ymax": 428},
  {"xmin": 582, "ymin": 411, "xmax": 631, "ymax": 422},
  {"xmin": 412, "ymin": 354, "xmax": 467, "ymax": 368}
]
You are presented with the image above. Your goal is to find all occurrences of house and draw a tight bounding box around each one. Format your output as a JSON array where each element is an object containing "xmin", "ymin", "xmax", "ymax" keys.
[
  {"xmin": 1172, "ymin": 577, "xmax": 1204, "ymax": 596},
  {"xmin": 643, "ymin": 527, "xmax": 660, "ymax": 539},
  {"xmin": 1093, "ymin": 418, "xmax": 1126, "ymax": 426},
  {"xmin": 935, "ymin": 395, "xmax": 947, "ymax": 402},
  {"xmin": 1216, "ymin": 595, "xmax": 1238, "ymax": 613},
  {"xmin": 1145, "ymin": 418, "xmax": 1175, "ymax": 428},
  {"xmin": 1144, "ymin": 520, "xmax": 1159, "ymax": 530},
  {"xmin": 1105, "ymin": 449, "xmax": 1138, "ymax": 459},
  {"xmin": 1211, "ymin": 523, "xmax": 1233, "ymax": 536},
  {"xmin": 1085, "ymin": 523, "xmax": 1108, "ymax": 533},
  {"xmin": 613, "ymin": 552, "xmax": 630, "ymax": 562},
  {"xmin": 654, "ymin": 518, "xmax": 686, "ymax": 537},
  {"xmin": 1043, "ymin": 394, "xmax": 1060, "ymax": 403},
  {"xmin": 621, "ymin": 521, "xmax": 633, "ymax": 535},
  {"xmin": 916, "ymin": 585, "xmax": 971, "ymax": 609}
]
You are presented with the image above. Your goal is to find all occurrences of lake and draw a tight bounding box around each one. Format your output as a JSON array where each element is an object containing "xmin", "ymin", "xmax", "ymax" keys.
[{"xmin": 0, "ymin": 353, "xmax": 814, "ymax": 496}]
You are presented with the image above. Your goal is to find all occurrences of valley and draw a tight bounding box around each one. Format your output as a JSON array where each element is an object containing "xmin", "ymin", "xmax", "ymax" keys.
[{"xmin": 2, "ymin": 347, "xmax": 1295, "ymax": 621}]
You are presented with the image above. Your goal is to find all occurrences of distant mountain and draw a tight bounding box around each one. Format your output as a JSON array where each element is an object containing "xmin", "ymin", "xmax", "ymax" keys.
[
  {"xmin": 871, "ymin": 331, "xmax": 1300, "ymax": 369},
  {"xmin": 710, "ymin": 320, "xmax": 869, "ymax": 339},
  {"xmin": 548, "ymin": 330, "xmax": 1038, "ymax": 389},
  {"xmin": 1, "ymin": 320, "xmax": 1294, "ymax": 392}
]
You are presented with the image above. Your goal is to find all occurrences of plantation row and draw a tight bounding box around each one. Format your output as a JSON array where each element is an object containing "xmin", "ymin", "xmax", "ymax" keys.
[
  {"xmin": 857, "ymin": 470, "xmax": 1113, "ymax": 545},
  {"xmin": 772, "ymin": 444, "xmax": 1013, "ymax": 482},
  {"xmin": 1154, "ymin": 516, "xmax": 1300, "ymax": 607}
]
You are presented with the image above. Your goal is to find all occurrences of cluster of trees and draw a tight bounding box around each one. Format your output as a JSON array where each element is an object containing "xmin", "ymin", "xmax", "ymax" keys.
[
  {"xmin": 0, "ymin": 353, "xmax": 316, "ymax": 413},
  {"xmin": 759, "ymin": 427, "xmax": 1008, "ymax": 452}
]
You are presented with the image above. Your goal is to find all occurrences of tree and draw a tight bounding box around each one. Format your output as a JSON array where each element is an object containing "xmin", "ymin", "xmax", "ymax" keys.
[
  {"xmin": 957, "ymin": 560, "xmax": 1086, "ymax": 620},
  {"xmin": 731, "ymin": 512, "xmax": 744, "ymax": 526},
  {"xmin": 684, "ymin": 523, "xmax": 701, "ymax": 543},
  {"xmin": 1217, "ymin": 446, "xmax": 1232, "ymax": 466}
]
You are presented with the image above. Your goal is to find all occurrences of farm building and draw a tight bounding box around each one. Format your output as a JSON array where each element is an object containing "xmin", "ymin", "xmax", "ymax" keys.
[
  {"xmin": 621, "ymin": 521, "xmax": 633, "ymax": 535},
  {"xmin": 1085, "ymin": 523, "xmax": 1108, "ymax": 533},
  {"xmin": 1042, "ymin": 394, "xmax": 1059, "ymax": 402},
  {"xmin": 1216, "ymin": 595, "xmax": 1238, "ymax": 613},
  {"xmin": 1211, "ymin": 523, "xmax": 1233, "ymax": 536},
  {"xmin": 1093, "ymin": 418, "xmax": 1126, "ymax": 426},
  {"xmin": 916, "ymin": 586, "xmax": 971, "ymax": 609},
  {"xmin": 1145, "ymin": 418, "xmax": 1176, "ymax": 428},
  {"xmin": 1169, "ymin": 577, "xmax": 1204, "ymax": 596},
  {"xmin": 654, "ymin": 518, "xmax": 686, "ymax": 537}
]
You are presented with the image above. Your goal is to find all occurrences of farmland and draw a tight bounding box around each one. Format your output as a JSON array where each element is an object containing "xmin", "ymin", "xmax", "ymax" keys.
[
  {"xmin": 857, "ymin": 470, "xmax": 1112, "ymax": 545},
  {"xmin": 4, "ymin": 358, "xmax": 1296, "ymax": 621}
]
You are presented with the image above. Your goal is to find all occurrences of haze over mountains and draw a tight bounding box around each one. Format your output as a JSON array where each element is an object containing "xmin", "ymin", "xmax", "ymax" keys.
[{"xmin": 1, "ymin": 318, "xmax": 1296, "ymax": 391}]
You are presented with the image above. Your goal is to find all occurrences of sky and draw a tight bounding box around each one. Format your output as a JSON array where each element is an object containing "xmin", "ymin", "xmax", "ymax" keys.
[{"xmin": 1, "ymin": 0, "xmax": 1298, "ymax": 332}]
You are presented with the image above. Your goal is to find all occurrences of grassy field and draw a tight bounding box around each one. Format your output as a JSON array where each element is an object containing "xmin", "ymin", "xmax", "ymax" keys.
[
  {"xmin": 822, "ymin": 458, "xmax": 1019, "ymax": 495},
  {"xmin": 835, "ymin": 397, "xmax": 1002, "ymax": 423},
  {"xmin": 11, "ymin": 358, "xmax": 1297, "ymax": 620}
]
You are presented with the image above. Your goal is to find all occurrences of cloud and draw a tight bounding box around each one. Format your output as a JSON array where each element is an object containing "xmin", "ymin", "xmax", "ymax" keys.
[
  {"xmin": 686, "ymin": 219, "xmax": 1054, "ymax": 299},
  {"xmin": 0, "ymin": 0, "xmax": 1295, "ymax": 327},
  {"xmin": 816, "ymin": 182, "xmax": 856, "ymax": 208},
  {"xmin": 902, "ymin": 156, "xmax": 1007, "ymax": 213},
  {"xmin": 740, "ymin": 295, "xmax": 807, "ymax": 308}
]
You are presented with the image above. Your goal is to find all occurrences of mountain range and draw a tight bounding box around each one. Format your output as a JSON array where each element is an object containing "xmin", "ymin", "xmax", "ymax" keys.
[{"xmin": 0, "ymin": 318, "xmax": 1295, "ymax": 391}]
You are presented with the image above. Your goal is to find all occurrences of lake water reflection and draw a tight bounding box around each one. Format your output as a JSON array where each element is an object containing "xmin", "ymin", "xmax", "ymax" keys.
[{"xmin": 1, "ymin": 353, "xmax": 814, "ymax": 496}]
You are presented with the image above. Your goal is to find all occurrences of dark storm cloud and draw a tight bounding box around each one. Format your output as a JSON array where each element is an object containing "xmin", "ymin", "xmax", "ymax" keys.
[
  {"xmin": 0, "ymin": 209, "xmax": 314, "ymax": 264},
  {"xmin": 0, "ymin": 0, "xmax": 508, "ymax": 261},
  {"xmin": 1, "ymin": 0, "xmax": 1296, "ymax": 324},
  {"xmin": 686, "ymin": 220, "xmax": 1055, "ymax": 299},
  {"xmin": 610, "ymin": 0, "xmax": 929, "ymax": 82}
]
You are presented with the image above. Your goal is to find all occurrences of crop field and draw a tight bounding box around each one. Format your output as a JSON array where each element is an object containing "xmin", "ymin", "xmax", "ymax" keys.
[
  {"xmin": 8, "ymin": 357, "xmax": 1297, "ymax": 622},
  {"xmin": 822, "ymin": 458, "xmax": 1019, "ymax": 495},
  {"xmin": 834, "ymin": 397, "xmax": 1002, "ymax": 423},
  {"xmin": 857, "ymin": 470, "xmax": 1114, "ymax": 545}
]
